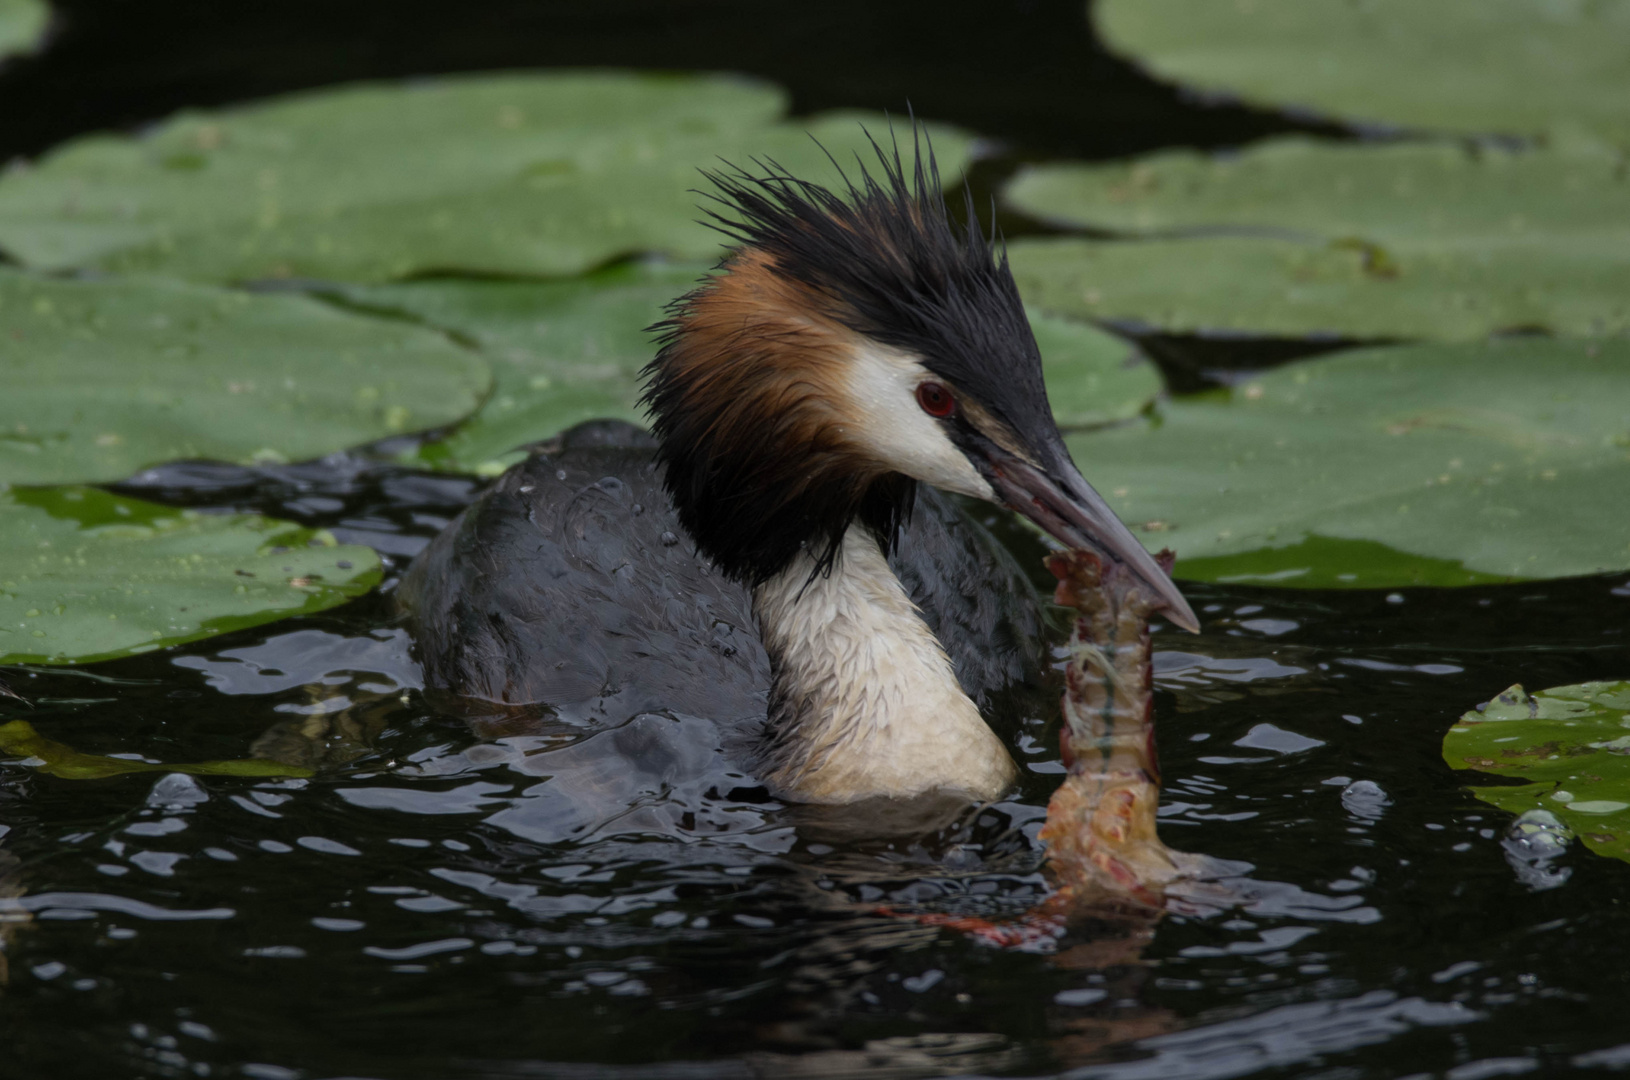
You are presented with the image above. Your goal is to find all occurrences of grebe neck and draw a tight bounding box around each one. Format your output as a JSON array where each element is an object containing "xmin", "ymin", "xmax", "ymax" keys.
[{"xmin": 750, "ymin": 526, "xmax": 1018, "ymax": 804}]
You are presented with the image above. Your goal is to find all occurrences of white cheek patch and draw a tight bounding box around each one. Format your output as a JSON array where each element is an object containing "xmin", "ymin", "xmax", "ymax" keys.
[{"xmin": 839, "ymin": 343, "xmax": 995, "ymax": 501}]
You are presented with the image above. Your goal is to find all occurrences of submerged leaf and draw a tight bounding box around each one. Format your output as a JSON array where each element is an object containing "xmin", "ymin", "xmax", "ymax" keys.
[
  {"xmin": 1096, "ymin": 0, "xmax": 1630, "ymax": 143},
  {"xmin": 1444, "ymin": 681, "xmax": 1630, "ymax": 865},
  {"xmin": 1007, "ymin": 138, "xmax": 1630, "ymax": 340},
  {"xmin": 1064, "ymin": 337, "xmax": 1630, "ymax": 586},
  {"xmin": 0, "ymin": 269, "xmax": 490, "ymax": 486},
  {"xmin": 0, "ymin": 0, "xmax": 46, "ymax": 62},
  {"xmin": 322, "ymin": 267, "xmax": 1160, "ymax": 473},
  {"xmin": 0, "ymin": 487, "xmax": 381, "ymax": 665},
  {"xmin": 0, "ymin": 719, "xmax": 311, "ymax": 780},
  {"xmin": 0, "ymin": 71, "xmax": 973, "ymax": 283}
]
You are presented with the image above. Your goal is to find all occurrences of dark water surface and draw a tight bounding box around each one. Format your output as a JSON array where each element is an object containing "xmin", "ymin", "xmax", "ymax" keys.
[{"xmin": 5, "ymin": 3, "xmax": 1630, "ymax": 1078}]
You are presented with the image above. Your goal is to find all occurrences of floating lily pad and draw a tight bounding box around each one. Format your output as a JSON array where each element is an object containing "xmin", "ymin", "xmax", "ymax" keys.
[
  {"xmin": 1444, "ymin": 682, "xmax": 1630, "ymax": 865},
  {"xmin": 1007, "ymin": 137, "xmax": 1630, "ymax": 340},
  {"xmin": 1029, "ymin": 310, "xmax": 1162, "ymax": 430},
  {"xmin": 0, "ymin": 269, "xmax": 490, "ymax": 486},
  {"xmin": 322, "ymin": 260, "xmax": 703, "ymax": 474},
  {"xmin": 0, "ymin": 71, "xmax": 973, "ymax": 283},
  {"xmin": 1096, "ymin": 0, "xmax": 1630, "ymax": 143},
  {"xmin": 0, "ymin": 486, "xmax": 382, "ymax": 666},
  {"xmin": 0, "ymin": 719, "xmax": 310, "ymax": 780},
  {"xmin": 322, "ymin": 265, "xmax": 1161, "ymax": 474},
  {"xmin": 1171, "ymin": 535, "xmax": 1509, "ymax": 590},
  {"xmin": 1063, "ymin": 337, "xmax": 1630, "ymax": 586},
  {"xmin": 0, "ymin": 0, "xmax": 47, "ymax": 63}
]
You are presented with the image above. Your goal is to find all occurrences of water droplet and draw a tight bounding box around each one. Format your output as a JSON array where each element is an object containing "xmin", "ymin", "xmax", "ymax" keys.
[
  {"xmin": 1569, "ymin": 800, "xmax": 1628, "ymax": 814},
  {"xmin": 659, "ymin": 531, "xmax": 678, "ymax": 547}
]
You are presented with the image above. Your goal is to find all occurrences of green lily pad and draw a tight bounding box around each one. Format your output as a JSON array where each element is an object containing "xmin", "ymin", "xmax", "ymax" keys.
[
  {"xmin": 1030, "ymin": 309, "xmax": 1162, "ymax": 430},
  {"xmin": 0, "ymin": 269, "xmax": 490, "ymax": 486},
  {"xmin": 0, "ymin": 719, "xmax": 311, "ymax": 780},
  {"xmin": 1096, "ymin": 0, "xmax": 1630, "ymax": 144},
  {"xmin": 0, "ymin": 71, "xmax": 973, "ymax": 283},
  {"xmin": 1006, "ymin": 137, "xmax": 1630, "ymax": 340},
  {"xmin": 321, "ymin": 266, "xmax": 1162, "ymax": 474},
  {"xmin": 1171, "ymin": 535, "xmax": 1509, "ymax": 589},
  {"xmin": 322, "ymin": 260, "xmax": 704, "ymax": 474},
  {"xmin": 1063, "ymin": 337, "xmax": 1630, "ymax": 586},
  {"xmin": 1444, "ymin": 682, "xmax": 1630, "ymax": 865},
  {"xmin": 0, "ymin": 486, "xmax": 382, "ymax": 665},
  {"xmin": 0, "ymin": 0, "xmax": 47, "ymax": 63}
]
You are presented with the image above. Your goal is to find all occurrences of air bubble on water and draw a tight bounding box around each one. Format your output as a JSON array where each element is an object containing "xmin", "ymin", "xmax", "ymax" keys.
[
  {"xmin": 1341, "ymin": 779, "xmax": 1390, "ymax": 821},
  {"xmin": 147, "ymin": 772, "xmax": 209, "ymax": 809},
  {"xmin": 1503, "ymin": 809, "xmax": 1572, "ymax": 890}
]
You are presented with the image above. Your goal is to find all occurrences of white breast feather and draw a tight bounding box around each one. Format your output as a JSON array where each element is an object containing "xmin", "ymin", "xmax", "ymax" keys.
[{"xmin": 753, "ymin": 527, "xmax": 1017, "ymax": 803}]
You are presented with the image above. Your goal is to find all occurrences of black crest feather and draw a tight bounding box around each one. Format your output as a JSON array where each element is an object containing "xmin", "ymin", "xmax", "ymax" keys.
[{"xmin": 641, "ymin": 126, "xmax": 1049, "ymax": 587}]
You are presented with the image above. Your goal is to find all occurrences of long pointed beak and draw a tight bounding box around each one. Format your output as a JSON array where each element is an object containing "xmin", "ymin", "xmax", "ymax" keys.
[{"xmin": 984, "ymin": 452, "xmax": 1200, "ymax": 633}]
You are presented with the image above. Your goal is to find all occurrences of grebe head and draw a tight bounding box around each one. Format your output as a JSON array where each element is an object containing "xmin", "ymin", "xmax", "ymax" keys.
[{"xmin": 643, "ymin": 134, "xmax": 1198, "ymax": 633}]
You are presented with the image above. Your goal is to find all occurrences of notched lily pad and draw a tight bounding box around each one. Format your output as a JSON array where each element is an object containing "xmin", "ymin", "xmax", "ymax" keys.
[
  {"xmin": 0, "ymin": 486, "xmax": 382, "ymax": 665},
  {"xmin": 322, "ymin": 267, "xmax": 1160, "ymax": 474},
  {"xmin": 1095, "ymin": 0, "xmax": 1630, "ymax": 144},
  {"xmin": 0, "ymin": 720, "xmax": 310, "ymax": 780},
  {"xmin": 0, "ymin": 269, "xmax": 490, "ymax": 486},
  {"xmin": 1007, "ymin": 138, "xmax": 1630, "ymax": 341},
  {"xmin": 0, "ymin": 0, "xmax": 47, "ymax": 63},
  {"xmin": 1064, "ymin": 337, "xmax": 1630, "ymax": 586},
  {"xmin": 1444, "ymin": 682, "xmax": 1630, "ymax": 864},
  {"xmin": 0, "ymin": 71, "xmax": 974, "ymax": 283}
]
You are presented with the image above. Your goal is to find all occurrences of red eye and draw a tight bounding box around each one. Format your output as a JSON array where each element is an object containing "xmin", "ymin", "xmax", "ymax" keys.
[{"xmin": 916, "ymin": 381, "xmax": 956, "ymax": 418}]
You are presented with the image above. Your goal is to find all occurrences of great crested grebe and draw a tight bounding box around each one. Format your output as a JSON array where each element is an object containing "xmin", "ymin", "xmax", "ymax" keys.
[{"xmin": 399, "ymin": 140, "xmax": 1197, "ymax": 806}]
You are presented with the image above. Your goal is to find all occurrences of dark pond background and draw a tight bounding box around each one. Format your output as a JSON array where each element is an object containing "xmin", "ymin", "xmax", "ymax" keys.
[{"xmin": 4, "ymin": 2, "xmax": 1630, "ymax": 1077}]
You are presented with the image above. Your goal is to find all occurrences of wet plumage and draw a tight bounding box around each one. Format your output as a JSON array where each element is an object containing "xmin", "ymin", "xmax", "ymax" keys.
[
  {"xmin": 398, "ymin": 422, "xmax": 1045, "ymax": 772},
  {"xmin": 400, "ymin": 135, "xmax": 1195, "ymax": 805}
]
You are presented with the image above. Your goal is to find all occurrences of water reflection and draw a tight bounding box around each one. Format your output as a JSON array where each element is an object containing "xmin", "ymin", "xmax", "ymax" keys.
[
  {"xmin": 1051, "ymin": 992, "xmax": 1479, "ymax": 1080},
  {"xmin": 0, "ymin": 837, "xmax": 22, "ymax": 986},
  {"xmin": 173, "ymin": 627, "xmax": 423, "ymax": 697},
  {"xmin": 1151, "ymin": 648, "xmax": 1313, "ymax": 714},
  {"xmin": 3, "ymin": 515, "xmax": 1629, "ymax": 1076}
]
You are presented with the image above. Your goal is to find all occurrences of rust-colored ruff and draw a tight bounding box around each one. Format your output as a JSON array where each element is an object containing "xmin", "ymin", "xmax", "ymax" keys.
[
  {"xmin": 656, "ymin": 251, "xmax": 881, "ymax": 495},
  {"xmin": 644, "ymin": 247, "xmax": 934, "ymax": 587}
]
